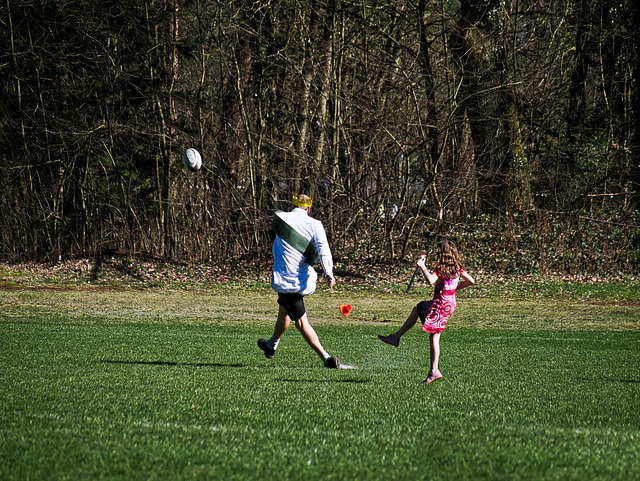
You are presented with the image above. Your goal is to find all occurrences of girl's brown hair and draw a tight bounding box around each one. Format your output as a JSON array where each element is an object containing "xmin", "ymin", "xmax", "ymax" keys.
[{"xmin": 434, "ymin": 240, "xmax": 463, "ymax": 279}]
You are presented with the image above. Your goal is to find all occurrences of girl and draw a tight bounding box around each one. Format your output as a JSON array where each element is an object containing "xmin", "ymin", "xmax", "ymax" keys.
[{"xmin": 378, "ymin": 240, "xmax": 475, "ymax": 383}]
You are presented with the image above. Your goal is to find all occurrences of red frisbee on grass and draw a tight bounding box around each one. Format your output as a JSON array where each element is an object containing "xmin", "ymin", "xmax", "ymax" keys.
[{"xmin": 339, "ymin": 304, "xmax": 352, "ymax": 317}]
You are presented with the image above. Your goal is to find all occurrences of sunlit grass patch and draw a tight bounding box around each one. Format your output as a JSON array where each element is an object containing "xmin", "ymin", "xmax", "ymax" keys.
[{"xmin": 1, "ymin": 284, "xmax": 639, "ymax": 480}]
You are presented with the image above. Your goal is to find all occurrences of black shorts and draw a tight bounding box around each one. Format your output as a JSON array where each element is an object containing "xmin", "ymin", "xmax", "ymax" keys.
[{"xmin": 277, "ymin": 293, "xmax": 306, "ymax": 322}]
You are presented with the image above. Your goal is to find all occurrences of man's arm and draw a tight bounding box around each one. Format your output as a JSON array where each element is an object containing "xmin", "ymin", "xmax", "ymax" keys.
[{"xmin": 313, "ymin": 221, "xmax": 334, "ymax": 280}]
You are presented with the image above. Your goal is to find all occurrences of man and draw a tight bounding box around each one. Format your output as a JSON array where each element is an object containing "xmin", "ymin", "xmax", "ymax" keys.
[{"xmin": 258, "ymin": 192, "xmax": 340, "ymax": 368}]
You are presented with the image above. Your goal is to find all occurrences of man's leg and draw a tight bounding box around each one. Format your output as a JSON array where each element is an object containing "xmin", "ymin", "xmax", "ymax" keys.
[
  {"xmin": 273, "ymin": 304, "xmax": 291, "ymax": 339},
  {"xmin": 261, "ymin": 294, "xmax": 338, "ymax": 367},
  {"xmin": 258, "ymin": 304, "xmax": 291, "ymax": 359},
  {"xmin": 295, "ymin": 314, "xmax": 339, "ymax": 368},
  {"xmin": 294, "ymin": 313, "xmax": 325, "ymax": 357}
]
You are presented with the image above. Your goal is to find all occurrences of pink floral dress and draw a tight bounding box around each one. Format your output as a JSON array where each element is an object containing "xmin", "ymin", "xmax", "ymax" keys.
[{"xmin": 419, "ymin": 270, "xmax": 462, "ymax": 334}]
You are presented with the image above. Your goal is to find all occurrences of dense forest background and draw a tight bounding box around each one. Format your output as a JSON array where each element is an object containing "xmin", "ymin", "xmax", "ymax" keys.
[{"xmin": 1, "ymin": 0, "xmax": 638, "ymax": 275}]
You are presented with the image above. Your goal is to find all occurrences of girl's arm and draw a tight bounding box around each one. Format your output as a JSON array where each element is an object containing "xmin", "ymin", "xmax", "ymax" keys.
[
  {"xmin": 457, "ymin": 270, "xmax": 476, "ymax": 290},
  {"xmin": 417, "ymin": 255, "xmax": 439, "ymax": 285}
]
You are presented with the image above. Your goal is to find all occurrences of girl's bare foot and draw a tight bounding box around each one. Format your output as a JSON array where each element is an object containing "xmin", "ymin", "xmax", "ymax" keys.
[
  {"xmin": 377, "ymin": 334, "xmax": 400, "ymax": 347},
  {"xmin": 421, "ymin": 370, "xmax": 442, "ymax": 384}
]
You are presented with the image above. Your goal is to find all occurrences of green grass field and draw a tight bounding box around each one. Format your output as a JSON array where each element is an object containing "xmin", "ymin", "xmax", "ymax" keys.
[{"xmin": 1, "ymin": 284, "xmax": 639, "ymax": 480}]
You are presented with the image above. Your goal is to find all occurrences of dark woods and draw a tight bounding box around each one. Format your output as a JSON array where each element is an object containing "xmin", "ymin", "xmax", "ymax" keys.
[{"xmin": 1, "ymin": 0, "xmax": 638, "ymax": 275}]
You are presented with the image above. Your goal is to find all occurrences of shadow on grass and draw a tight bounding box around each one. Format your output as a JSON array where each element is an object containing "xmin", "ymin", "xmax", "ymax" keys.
[
  {"xmin": 577, "ymin": 376, "xmax": 640, "ymax": 384},
  {"xmin": 101, "ymin": 359, "xmax": 246, "ymax": 368},
  {"xmin": 280, "ymin": 378, "xmax": 371, "ymax": 383},
  {"xmin": 101, "ymin": 360, "xmax": 371, "ymax": 382}
]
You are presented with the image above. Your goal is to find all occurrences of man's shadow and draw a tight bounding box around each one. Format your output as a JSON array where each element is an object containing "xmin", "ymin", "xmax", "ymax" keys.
[
  {"xmin": 101, "ymin": 360, "xmax": 372, "ymax": 383},
  {"xmin": 101, "ymin": 359, "xmax": 246, "ymax": 368},
  {"xmin": 280, "ymin": 378, "xmax": 371, "ymax": 384}
]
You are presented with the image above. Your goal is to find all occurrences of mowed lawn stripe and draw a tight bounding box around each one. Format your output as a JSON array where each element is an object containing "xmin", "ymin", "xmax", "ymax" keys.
[{"xmin": 1, "ymin": 315, "xmax": 639, "ymax": 480}]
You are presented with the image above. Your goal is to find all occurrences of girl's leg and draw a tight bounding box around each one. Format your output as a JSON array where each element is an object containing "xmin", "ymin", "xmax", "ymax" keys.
[
  {"xmin": 429, "ymin": 332, "xmax": 440, "ymax": 373},
  {"xmin": 395, "ymin": 307, "xmax": 420, "ymax": 337},
  {"xmin": 378, "ymin": 307, "xmax": 420, "ymax": 346},
  {"xmin": 422, "ymin": 332, "xmax": 443, "ymax": 384}
]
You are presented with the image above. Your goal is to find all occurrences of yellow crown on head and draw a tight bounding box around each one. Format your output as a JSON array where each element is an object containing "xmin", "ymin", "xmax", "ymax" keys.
[{"xmin": 292, "ymin": 193, "xmax": 313, "ymax": 208}]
